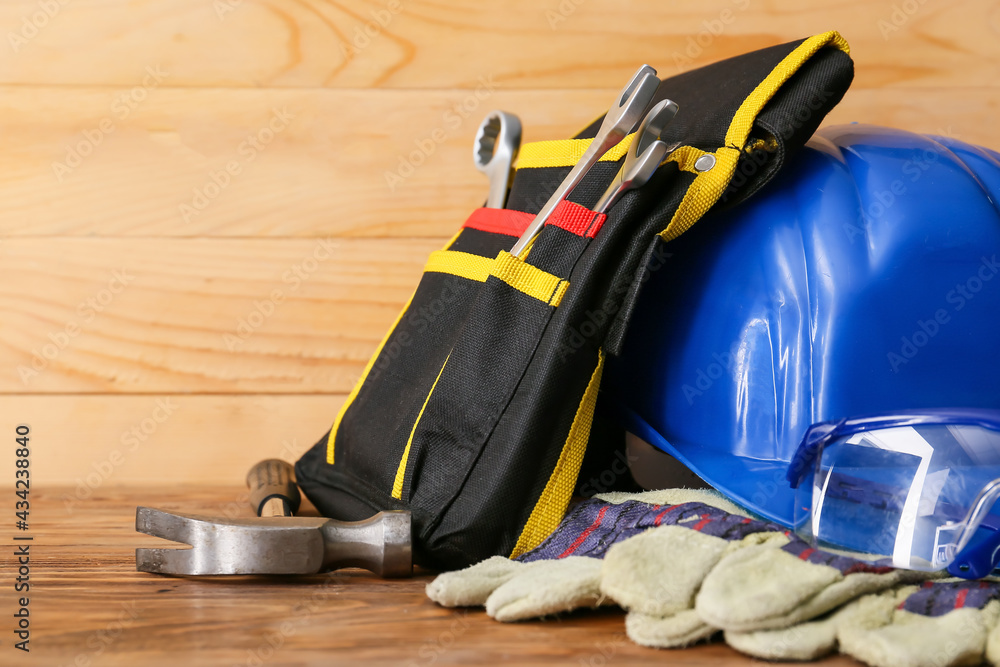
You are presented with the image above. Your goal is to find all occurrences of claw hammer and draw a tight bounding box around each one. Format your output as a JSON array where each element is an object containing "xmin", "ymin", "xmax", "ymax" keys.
[{"xmin": 135, "ymin": 460, "xmax": 412, "ymax": 577}]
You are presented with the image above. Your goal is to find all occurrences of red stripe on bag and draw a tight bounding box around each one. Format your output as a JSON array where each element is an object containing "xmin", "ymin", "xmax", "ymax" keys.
[
  {"xmin": 546, "ymin": 200, "xmax": 607, "ymax": 238},
  {"xmin": 462, "ymin": 202, "xmax": 606, "ymax": 241},
  {"xmin": 558, "ymin": 505, "xmax": 609, "ymax": 558},
  {"xmin": 798, "ymin": 548, "xmax": 816, "ymax": 561},
  {"xmin": 955, "ymin": 588, "xmax": 970, "ymax": 609},
  {"xmin": 463, "ymin": 208, "xmax": 534, "ymax": 237}
]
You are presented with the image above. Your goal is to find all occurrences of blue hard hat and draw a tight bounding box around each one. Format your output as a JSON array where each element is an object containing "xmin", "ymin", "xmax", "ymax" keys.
[{"xmin": 604, "ymin": 123, "xmax": 1000, "ymax": 526}]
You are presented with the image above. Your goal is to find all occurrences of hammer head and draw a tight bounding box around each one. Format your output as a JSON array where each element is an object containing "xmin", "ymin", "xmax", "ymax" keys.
[
  {"xmin": 135, "ymin": 506, "xmax": 328, "ymax": 576},
  {"xmin": 135, "ymin": 507, "xmax": 413, "ymax": 577}
]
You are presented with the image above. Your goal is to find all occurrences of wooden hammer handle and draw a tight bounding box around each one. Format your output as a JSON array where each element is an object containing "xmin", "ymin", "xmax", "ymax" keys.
[{"xmin": 246, "ymin": 459, "xmax": 302, "ymax": 517}]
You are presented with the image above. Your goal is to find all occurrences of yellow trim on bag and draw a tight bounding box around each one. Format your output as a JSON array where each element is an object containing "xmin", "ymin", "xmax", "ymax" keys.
[
  {"xmin": 424, "ymin": 250, "xmax": 494, "ymax": 283},
  {"xmin": 490, "ymin": 251, "xmax": 569, "ymax": 307},
  {"xmin": 391, "ymin": 355, "xmax": 449, "ymax": 499},
  {"xmin": 660, "ymin": 30, "xmax": 849, "ymax": 242},
  {"xmin": 326, "ymin": 286, "xmax": 418, "ymax": 465},
  {"xmin": 665, "ymin": 145, "xmax": 712, "ymax": 174},
  {"xmin": 515, "ymin": 134, "xmax": 635, "ymax": 170},
  {"xmin": 326, "ymin": 239, "xmax": 473, "ymax": 465},
  {"xmin": 747, "ymin": 135, "xmax": 780, "ymax": 153},
  {"xmin": 510, "ymin": 349, "xmax": 605, "ymax": 558}
]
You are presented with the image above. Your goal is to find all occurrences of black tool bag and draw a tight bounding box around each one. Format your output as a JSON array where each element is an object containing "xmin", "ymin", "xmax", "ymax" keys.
[{"xmin": 296, "ymin": 32, "xmax": 855, "ymax": 570}]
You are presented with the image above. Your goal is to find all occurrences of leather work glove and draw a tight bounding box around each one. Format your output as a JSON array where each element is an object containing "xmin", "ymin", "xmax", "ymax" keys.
[
  {"xmin": 726, "ymin": 578, "xmax": 1000, "ymax": 667},
  {"xmin": 425, "ymin": 488, "xmax": 747, "ymax": 623},
  {"xmin": 602, "ymin": 504, "xmax": 934, "ymax": 649}
]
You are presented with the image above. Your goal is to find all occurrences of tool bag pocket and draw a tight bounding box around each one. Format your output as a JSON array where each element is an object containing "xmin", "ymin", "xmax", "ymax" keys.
[
  {"xmin": 306, "ymin": 207, "xmax": 538, "ymax": 521},
  {"xmin": 297, "ymin": 31, "xmax": 856, "ymax": 570}
]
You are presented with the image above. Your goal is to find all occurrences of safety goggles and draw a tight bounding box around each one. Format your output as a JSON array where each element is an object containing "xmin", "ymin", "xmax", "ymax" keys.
[{"xmin": 787, "ymin": 409, "xmax": 1000, "ymax": 579}]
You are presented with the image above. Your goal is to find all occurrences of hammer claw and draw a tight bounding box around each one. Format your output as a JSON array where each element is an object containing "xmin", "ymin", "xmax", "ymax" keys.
[{"xmin": 136, "ymin": 506, "xmax": 195, "ymax": 544}]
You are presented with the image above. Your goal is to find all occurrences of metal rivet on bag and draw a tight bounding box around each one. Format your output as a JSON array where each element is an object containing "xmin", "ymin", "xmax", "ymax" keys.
[{"xmin": 694, "ymin": 154, "xmax": 716, "ymax": 172}]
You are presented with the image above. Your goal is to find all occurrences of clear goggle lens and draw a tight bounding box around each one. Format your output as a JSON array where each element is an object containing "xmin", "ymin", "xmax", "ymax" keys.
[{"xmin": 793, "ymin": 423, "xmax": 1000, "ymax": 571}]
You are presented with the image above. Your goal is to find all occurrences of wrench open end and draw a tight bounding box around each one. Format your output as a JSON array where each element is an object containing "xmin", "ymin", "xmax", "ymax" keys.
[
  {"xmin": 633, "ymin": 99, "xmax": 680, "ymax": 156},
  {"xmin": 617, "ymin": 64, "xmax": 656, "ymax": 108}
]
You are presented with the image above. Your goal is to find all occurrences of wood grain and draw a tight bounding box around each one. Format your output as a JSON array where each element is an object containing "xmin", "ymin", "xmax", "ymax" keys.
[
  {"xmin": 2, "ymin": 87, "xmax": 1000, "ymax": 240},
  {"xmin": 0, "ymin": 237, "xmax": 437, "ymax": 393},
  {"xmin": 0, "ymin": 485, "xmax": 865, "ymax": 666},
  {"xmin": 0, "ymin": 0, "xmax": 997, "ymax": 90},
  {"xmin": 7, "ymin": 395, "xmax": 341, "ymax": 486},
  {"xmin": 0, "ymin": 87, "xmax": 608, "ymax": 238}
]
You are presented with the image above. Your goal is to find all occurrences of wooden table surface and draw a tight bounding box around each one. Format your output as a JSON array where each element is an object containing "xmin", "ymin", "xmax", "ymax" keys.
[{"xmin": 0, "ymin": 485, "xmax": 862, "ymax": 666}]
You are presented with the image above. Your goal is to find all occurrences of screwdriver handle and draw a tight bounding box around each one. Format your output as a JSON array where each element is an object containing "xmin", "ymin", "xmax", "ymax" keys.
[{"xmin": 246, "ymin": 459, "xmax": 301, "ymax": 517}]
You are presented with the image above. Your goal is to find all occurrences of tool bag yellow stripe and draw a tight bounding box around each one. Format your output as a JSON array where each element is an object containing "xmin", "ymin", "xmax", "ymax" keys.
[
  {"xmin": 424, "ymin": 250, "xmax": 494, "ymax": 282},
  {"xmin": 391, "ymin": 356, "xmax": 449, "ymax": 499},
  {"xmin": 516, "ymin": 134, "xmax": 635, "ymax": 170},
  {"xmin": 425, "ymin": 250, "xmax": 570, "ymax": 306},
  {"xmin": 510, "ymin": 350, "xmax": 605, "ymax": 558},
  {"xmin": 490, "ymin": 251, "xmax": 570, "ymax": 307}
]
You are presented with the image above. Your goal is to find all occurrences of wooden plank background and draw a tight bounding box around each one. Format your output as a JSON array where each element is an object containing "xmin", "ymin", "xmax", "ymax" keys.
[{"xmin": 2, "ymin": 0, "xmax": 999, "ymax": 485}]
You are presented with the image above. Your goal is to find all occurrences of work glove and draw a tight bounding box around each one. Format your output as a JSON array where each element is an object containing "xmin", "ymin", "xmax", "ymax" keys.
[
  {"xmin": 727, "ymin": 578, "xmax": 1000, "ymax": 667},
  {"xmin": 428, "ymin": 487, "xmax": 935, "ymax": 653},
  {"xmin": 425, "ymin": 488, "xmax": 747, "ymax": 623},
  {"xmin": 602, "ymin": 504, "xmax": 934, "ymax": 649}
]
